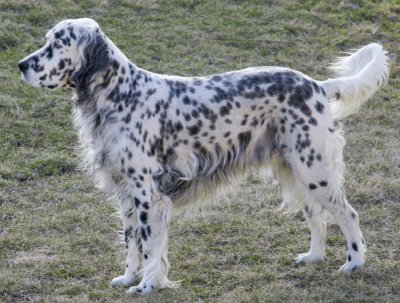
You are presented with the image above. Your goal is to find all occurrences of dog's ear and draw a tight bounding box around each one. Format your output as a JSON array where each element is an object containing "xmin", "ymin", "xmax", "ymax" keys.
[{"xmin": 74, "ymin": 27, "xmax": 110, "ymax": 100}]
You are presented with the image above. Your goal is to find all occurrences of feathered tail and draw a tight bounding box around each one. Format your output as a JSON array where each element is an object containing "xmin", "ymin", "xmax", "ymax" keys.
[{"xmin": 320, "ymin": 43, "xmax": 390, "ymax": 120}]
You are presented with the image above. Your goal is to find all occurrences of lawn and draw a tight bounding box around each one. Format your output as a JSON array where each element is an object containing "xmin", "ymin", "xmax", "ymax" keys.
[{"xmin": 0, "ymin": 1, "xmax": 399, "ymax": 302}]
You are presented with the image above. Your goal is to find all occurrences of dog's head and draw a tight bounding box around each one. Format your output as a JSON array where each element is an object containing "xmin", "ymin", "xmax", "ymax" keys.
[{"xmin": 19, "ymin": 18, "xmax": 110, "ymax": 91}]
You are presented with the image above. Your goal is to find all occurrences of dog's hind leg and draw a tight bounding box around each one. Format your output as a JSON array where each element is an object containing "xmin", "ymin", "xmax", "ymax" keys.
[
  {"xmin": 282, "ymin": 128, "xmax": 366, "ymax": 272},
  {"xmin": 276, "ymin": 165, "xmax": 327, "ymax": 263},
  {"xmin": 296, "ymin": 202, "xmax": 327, "ymax": 263}
]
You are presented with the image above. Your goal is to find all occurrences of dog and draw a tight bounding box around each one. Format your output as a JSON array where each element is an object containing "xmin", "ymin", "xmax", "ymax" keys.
[{"xmin": 19, "ymin": 18, "xmax": 389, "ymax": 294}]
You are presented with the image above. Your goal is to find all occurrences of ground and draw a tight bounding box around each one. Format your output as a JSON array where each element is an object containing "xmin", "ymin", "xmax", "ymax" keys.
[{"xmin": 0, "ymin": 1, "xmax": 399, "ymax": 302}]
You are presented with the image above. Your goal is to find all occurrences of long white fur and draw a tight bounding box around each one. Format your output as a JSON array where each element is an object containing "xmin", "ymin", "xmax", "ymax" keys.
[{"xmin": 321, "ymin": 43, "xmax": 390, "ymax": 120}]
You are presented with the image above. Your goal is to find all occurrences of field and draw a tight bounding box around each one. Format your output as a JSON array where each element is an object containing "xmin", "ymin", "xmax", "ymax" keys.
[{"xmin": 0, "ymin": 1, "xmax": 399, "ymax": 302}]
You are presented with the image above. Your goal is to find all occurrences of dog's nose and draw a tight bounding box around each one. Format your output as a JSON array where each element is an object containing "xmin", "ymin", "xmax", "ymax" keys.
[{"xmin": 18, "ymin": 60, "xmax": 29, "ymax": 73}]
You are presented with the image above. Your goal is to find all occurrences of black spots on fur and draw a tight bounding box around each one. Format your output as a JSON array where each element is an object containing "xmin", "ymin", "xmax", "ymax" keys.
[
  {"xmin": 174, "ymin": 121, "xmax": 183, "ymax": 132},
  {"xmin": 32, "ymin": 59, "xmax": 44, "ymax": 73},
  {"xmin": 44, "ymin": 44, "xmax": 54, "ymax": 60},
  {"xmin": 224, "ymin": 131, "xmax": 231, "ymax": 138},
  {"xmin": 287, "ymin": 80, "xmax": 314, "ymax": 117},
  {"xmin": 54, "ymin": 29, "xmax": 65, "ymax": 39},
  {"xmin": 241, "ymin": 114, "xmax": 249, "ymax": 126},
  {"xmin": 351, "ymin": 212, "xmax": 356, "ymax": 219},
  {"xmin": 193, "ymin": 141, "xmax": 202, "ymax": 149},
  {"xmin": 54, "ymin": 29, "xmax": 70, "ymax": 46},
  {"xmin": 140, "ymin": 212, "xmax": 148, "ymax": 224},
  {"xmin": 328, "ymin": 127, "xmax": 335, "ymax": 133},
  {"xmin": 112, "ymin": 59, "xmax": 120, "ymax": 71},
  {"xmin": 308, "ymin": 181, "xmax": 331, "ymax": 190},
  {"xmin": 191, "ymin": 110, "xmax": 199, "ymax": 118},
  {"xmin": 68, "ymin": 26, "xmax": 76, "ymax": 40},
  {"xmin": 193, "ymin": 79, "xmax": 203, "ymax": 86},
  {"xmin": 199, "ymin": 104, "xmax": 218, "ymax": 123},
  {"xmin": 166, "ymin": 80, "xmax": 187, "ymax": 98},
  {"xmin": 140, "ymin": 226, "xmax": 148, "ymax": 241},
  {"xmin": 183, "ymin": 95, "xmax": 191, "ymax": 105},
  {"xmin": 219, "ymin": 105, "xmax": 230, "ymax": 116},
  {"xmin": 127, "ymin": 167, "xmax": 135, "ymax": 177},
  {"xmin": 278, "ymin": 94, "xmax": 286, "ymax": 103},
  {"xmin": 315, "ymin": 101, "xmax": 325, "ymax": 113},
  {"xmin": 295, "ymin": 133, "xmax": 311, "ymax": 154},
  {"xmin": 237, "ymin": 72, "xmax": 272, "ymax": 94},
  {"xmin": 352, "ymin": 242, "xmax": 358, "ymax": 252},
  {"xmin": 309, "ymin": 183, "xmax": 317, "ymax": 190},
  {"xmin": 312, "ymin": 81, "xmax": 320, "ymax": 94},
  {"xmin": 238, "ymin": 131, "xmax": 252, "ymax": 151},
  {"xmin": 316, "ymin": 154, "xmax": 322, "ymax": 161},
  {"xmin": 58, "ymin": 59, "xmax": 65, "ymax": 70},
  {"xmin": 39, "ymin": 74, "xmax": 47, "ymax": 81},
  {"xmin": 348, "ymin": 254, "xmax": 352, "ymax": 262},
  {"xmin": 243, "ymin": 87, "xmax": 266, "ymax": 100},
  {"xmin": 250, "ymin": 117, "xmax": 258, "ymax": 127},
  {"xmin": 305, "ymin": 147, "xmax": 315, "ymax": 167},
  {"xmin": 124, "ymin": 113, "xmax": 131, "ymax": 124},
  {"xmin": 335, "ymin": 92, "xmax": 341, "ymax": 100},
  {"xmin": 308, "ymin": 117, "xmax": 318, "ymax": 126},
  {"xmin": 212, "ymin": 86, "xmax": 232, "ymax": 103},
  {"xmin": 124, "ymin": 225, "xmax": 133, "ymax": 243},
  {"xmin": 47, "ymin": 84, "xmax": 58, "ymax": 89},
  {"xmin": 187, "ymin": 120, "xmax": 203, "ymax": 136},
  {"xmin": 319, "ymin": 181, "xmax": 328, "ymax": 187},
  {"xmin": 211, "ymin": 75, "xmax": 222, "ymax": 82}
]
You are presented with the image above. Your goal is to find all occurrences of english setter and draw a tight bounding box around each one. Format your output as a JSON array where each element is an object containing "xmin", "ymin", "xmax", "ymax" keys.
[{"xmin": 19, "ymin": 18, "xmax": 389, "ymax": 294}]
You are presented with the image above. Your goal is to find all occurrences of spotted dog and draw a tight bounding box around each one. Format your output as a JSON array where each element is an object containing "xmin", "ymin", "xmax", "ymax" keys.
[{"xmin": 19, "ymin": 18, "xmax": 389, "ymax": 295}]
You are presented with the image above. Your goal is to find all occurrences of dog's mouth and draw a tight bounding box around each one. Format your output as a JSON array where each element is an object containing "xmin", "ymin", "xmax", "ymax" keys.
[
  {"xmin": 20, "ymin": 72, "xmax": 29, "ymax": 82},
  {"xmin": 18, "ymin": 61, "xmax": 31, "ymax": 84}
]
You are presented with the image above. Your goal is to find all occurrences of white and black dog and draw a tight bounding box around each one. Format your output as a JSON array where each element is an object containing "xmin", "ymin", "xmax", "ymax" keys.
[{"xmin": 19, "ymin": 18, "xmax": 389, "ymax": 294}]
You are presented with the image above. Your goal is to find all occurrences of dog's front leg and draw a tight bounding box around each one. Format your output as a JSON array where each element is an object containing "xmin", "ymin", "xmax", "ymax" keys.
[
  {"xmin": 111, "ymin": 205, "xmax": 142, "ymax": 287},
  {"xmin": 126, "ymin": 190, "xmax": 178, "ymax": 295}
]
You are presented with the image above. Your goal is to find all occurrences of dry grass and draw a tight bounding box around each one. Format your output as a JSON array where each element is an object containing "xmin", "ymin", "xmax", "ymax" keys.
[{"xmin": 0, "ymin": 0, "xmax": 399, "ymax": 302}]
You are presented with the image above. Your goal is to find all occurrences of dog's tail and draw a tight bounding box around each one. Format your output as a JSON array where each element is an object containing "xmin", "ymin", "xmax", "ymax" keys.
[{"xmin": 320, "ymin": 43, "xmax": 389, "ymax": 120}]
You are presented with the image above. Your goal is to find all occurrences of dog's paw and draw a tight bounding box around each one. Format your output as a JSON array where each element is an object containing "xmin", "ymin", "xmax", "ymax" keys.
[
  {"xmin": 127, "ymin": 284, "xmax": 155, "ymax": 295},
  {"xmin": 338, "ymin": 261, "xmax": 364, "ymax": 273},
  {"xmin": 295, "ymin": 252, "xmax": 325, "ymax": 264},
  {"xmin": 111, "ymin": 274, "xmax": 137, "ymax": 287}
]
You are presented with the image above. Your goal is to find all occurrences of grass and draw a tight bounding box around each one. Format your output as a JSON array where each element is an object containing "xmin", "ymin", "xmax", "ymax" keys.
[{"xmin": 0, "ymin": 0, "xmax": 399, "ymax": 302}]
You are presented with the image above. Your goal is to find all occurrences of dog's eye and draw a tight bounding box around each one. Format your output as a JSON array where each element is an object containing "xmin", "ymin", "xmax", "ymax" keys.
[{"xmin": 53, "ymin": 41, "xmax": 63, "ymax": 49}]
